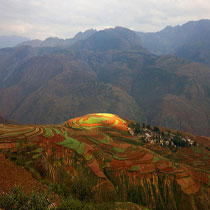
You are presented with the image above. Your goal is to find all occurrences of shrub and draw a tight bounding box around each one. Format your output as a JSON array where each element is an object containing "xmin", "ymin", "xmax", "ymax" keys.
[
  {"xmin": 56, "ymin": 196, "xmax": 84, "ymax": 210},
  {"xmin": 0, "ymin": 186, "xmax": 54, "ymax": 210}
]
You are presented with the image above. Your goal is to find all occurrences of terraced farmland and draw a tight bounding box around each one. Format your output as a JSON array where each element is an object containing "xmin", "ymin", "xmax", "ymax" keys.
[{"xmin": 0, "ymin": 113, "xmax": 210, "ymax": 210}]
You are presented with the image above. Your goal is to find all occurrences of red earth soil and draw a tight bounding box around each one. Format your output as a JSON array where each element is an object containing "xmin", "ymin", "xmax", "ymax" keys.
[{"xmin": 0, "ymin": 153, "xmax": 44, "ymax": 194}]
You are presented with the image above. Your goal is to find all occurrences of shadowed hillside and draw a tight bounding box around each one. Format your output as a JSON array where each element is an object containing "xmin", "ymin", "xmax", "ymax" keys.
[
  {"xmin": 0, "ymin": 26, "xmax": 209, "ymax": 136},
  {"xmin": 175, "ymin": 42, "xmax": 210, "ymax": 67},
  {"xmin": 137, "ymin": 19, "xmax": 210, "ymax": 55},
  {"xmin": 72, "ymin": 27, "xmax": 146, "ymax": 52},
  {"xmin": 137, "ymin": 19, "xmax": 210, "ymax": 68}
]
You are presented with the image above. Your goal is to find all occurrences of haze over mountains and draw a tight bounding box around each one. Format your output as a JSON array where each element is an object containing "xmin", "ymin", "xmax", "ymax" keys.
[
  {"xmin": 0, "ymin": 35, "xmax": 29, "ymax": 49},
  {"xmin": 17, "ymin": 29, "xmax": 97, "ymax": 48},
  {"xmin": 0, "ymin": 19, "xmax": 210, "ymax": 136}
]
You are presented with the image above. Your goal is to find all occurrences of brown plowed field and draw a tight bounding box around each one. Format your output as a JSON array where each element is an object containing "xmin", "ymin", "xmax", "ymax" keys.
[{"xmin": 0, "ymin": 153, "xmax": 44, "ymax": 193}]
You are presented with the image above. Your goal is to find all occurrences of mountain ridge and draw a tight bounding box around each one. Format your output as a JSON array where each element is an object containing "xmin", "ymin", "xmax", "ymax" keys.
[
  {"xmin": 136, "ymin": 19, "xmax": 210, "ymax": 55},
  {"xmin": 0, "ymin": 25, "xmax": 209, "ymax": 136},
  {"xmin": 17, "ymin": 29, "xmax": 97, "ymax": 48},
  {"xmin": 71, "ymin": 27, "xmax": 146, "ymax": 52}
]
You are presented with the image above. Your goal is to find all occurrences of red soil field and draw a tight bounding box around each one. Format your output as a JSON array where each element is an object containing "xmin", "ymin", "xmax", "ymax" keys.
[{"xmin": 0, "ymin": 153, "xmax": 44, "ymax": 194}]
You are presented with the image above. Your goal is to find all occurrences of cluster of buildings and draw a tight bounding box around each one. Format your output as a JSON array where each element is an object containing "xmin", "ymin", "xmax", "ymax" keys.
[{"xmin": 128, "ymin": 124, "xmax": 197, "ymax": 149}]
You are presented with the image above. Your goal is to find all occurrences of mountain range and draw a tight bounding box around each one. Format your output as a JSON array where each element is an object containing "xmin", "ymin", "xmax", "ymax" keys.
[
  {"xmin": 17, "ymin": 29, "xmax": 97, "ymax": 48},
  {"xmin": 0, "ymin": 20, "xmax": 209, "ymax": 136},
  {"xmin": 137, "ymin": 19, "xmax": 210, "ymax": 67}
]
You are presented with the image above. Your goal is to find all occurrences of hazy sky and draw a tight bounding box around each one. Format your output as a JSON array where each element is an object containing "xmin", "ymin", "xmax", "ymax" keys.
[{"xmin": 0, "ymin": 0, "xmax": 210, "ymax": 39}]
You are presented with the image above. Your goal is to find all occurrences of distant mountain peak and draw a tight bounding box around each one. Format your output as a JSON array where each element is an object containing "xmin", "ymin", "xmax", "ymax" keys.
[
  {"xmin": 72, "ymin": 26, "xmax": 145, "ymax": 51},
  {"xmin": 44, "ymin": 37, "xmax": 63, "ymax": 41},
  {"xmin": 72, "ymin": 28, "xmax": 97, "ymax": 42},
  {"xmin": 137, "ymin": 19, "xmax": 210, "ymax": 55},
  {"xmin": 17, "ymin": 29, "xmax": 97, "ymax": 48},
  {"xmin": 114, "ymin": 26, "xmax": 133, "ymax": 31}
]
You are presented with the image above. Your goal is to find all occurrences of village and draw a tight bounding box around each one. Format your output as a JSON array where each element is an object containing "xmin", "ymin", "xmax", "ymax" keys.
[{"xmin": 128, "ymin": 122, "xmax": 198, "ymax": 149}]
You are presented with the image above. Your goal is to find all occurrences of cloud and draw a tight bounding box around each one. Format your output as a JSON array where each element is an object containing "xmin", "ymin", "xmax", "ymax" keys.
[{"xmin": 0, "ymin": 0, "xmax": 210, "ymax": 39}]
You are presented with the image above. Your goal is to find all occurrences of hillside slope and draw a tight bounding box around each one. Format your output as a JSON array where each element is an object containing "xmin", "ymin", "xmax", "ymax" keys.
[
  {"xmin": 79, "ymin": 50, "xmax": 210, "ymax": 136},
  {"xmin": 0, "ymin": 113, "xmax": 210, "ymax": 210},
  {"xmin": 175, "ymin": 42, "xmax": 210, "ymax": 67},
  {"xmin": 0, "ymin": 27, "xmax": 209, "ymax": 136},
  {"xmin": 0, "ymin": 153, "xmax": 44, "ymax": 193}
]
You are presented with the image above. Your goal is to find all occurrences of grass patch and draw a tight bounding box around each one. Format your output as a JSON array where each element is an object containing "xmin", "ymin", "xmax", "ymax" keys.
[
  {"xmin": 33, "ymin": 147, "xmax": 45, "ymax": 153},
  {"xmin": 52, "ymin": 128, "xmax": 62, "ymax": 135},
  {"xmin": 98, "ymin": 135, "xmax": 110, "ymax": 145},
  {"xmin": 128, "ymin": 165, "xmax": 139, "ymax": 171},
  {"xmin": 57, "ymin": 132, "xmax": 80, "ymax": 150},
  {"xmin": 153, "ymin": 156, "xmax": 160, "ymax": 163},
  {"xmin": 80, "ymin": 116, "xmax": 107, "ymax": 125},
  {"xmin": 32, "ymin": 153, "xmax": 42, "ymax": 159},
  {"xmin": 113, "ymin": 146, "xmax": 127, "ymax": 153},
  {"xmin": 43, "ymin": 127, "xmax": 53, "ymax": 138},
  {"xmin": 113, "ymin": 154, "xmax": 128, "ymax": 160},
  {"xmin": 1, "ymin": 128, "xmax": 34, "ymax": 137},
  {"xmin": 192, "ymin": 146, "xmax": 202, "ymax": 154},
  {"xmin": 84, "ymin": 153, "xmax": 93, "ymax": 161},
  {"xmin": 76, "ymin": 143, "xmax": 86, "ymax": 155}
]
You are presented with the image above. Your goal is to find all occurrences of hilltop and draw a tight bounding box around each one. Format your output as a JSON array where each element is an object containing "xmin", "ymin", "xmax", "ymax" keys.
[{"xmin": 0, "ymin": 113, "xmax": 210, "ymax": 209}]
